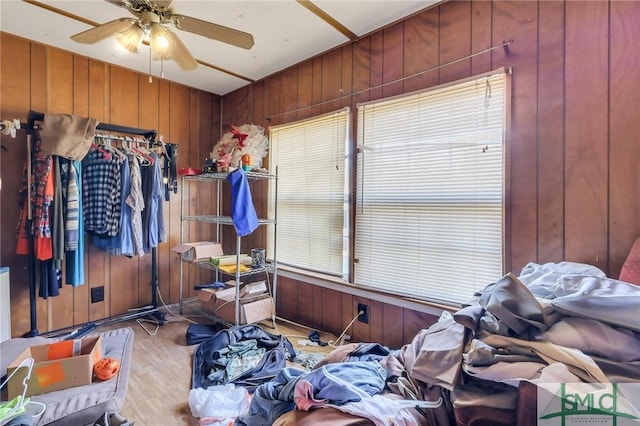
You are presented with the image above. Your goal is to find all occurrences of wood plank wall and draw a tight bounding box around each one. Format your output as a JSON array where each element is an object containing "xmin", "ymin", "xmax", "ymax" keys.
[
  {"xmin": 221, "ymin": 0, "xmax": 640, "ymax": 347},
  {"xmin": 0, "ymin": 33, "xmax": 221, "ymax": 337},
  {"xmin": 2, "ymin": 0, "xmax": 639, "ymax": 348}
]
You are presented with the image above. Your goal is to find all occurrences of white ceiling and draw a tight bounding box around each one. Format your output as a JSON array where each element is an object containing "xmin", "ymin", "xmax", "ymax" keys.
[{"xmin": 0, "ymin": 0, "xmax": 440, "ymax": 95}]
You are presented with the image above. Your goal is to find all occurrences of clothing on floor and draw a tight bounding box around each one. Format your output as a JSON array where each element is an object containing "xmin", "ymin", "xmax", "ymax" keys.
[{"xmin": 192, "ymin": 324, "xmax": 296, "ymax": 392}]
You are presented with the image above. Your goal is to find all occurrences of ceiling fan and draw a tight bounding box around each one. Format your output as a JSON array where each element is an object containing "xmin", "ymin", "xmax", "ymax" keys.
[{"xmin": 70, "ymin": 0, "xmax": 255, "ymax": 71}]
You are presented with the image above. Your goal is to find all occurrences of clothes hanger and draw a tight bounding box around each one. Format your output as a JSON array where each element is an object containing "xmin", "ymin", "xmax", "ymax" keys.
[
  {"xmin": 91, "ymin": 137, "xmax": 112, "ymax": 161},
  {"xmin": 128, "ymin": 137, "xmax": 154, "ymax": 166},
  {"xmin": 121, "ymin": 137, "xmax": 143, "ymax": 164},
  {"xmin": 0, "ymin": 358, "xmax": 46, "ymax": 425},
  {"xmin": 137, "ymin": 137, "xmax": 157, "ymax": 164},
  {"xmin": 118, "ymin": 136, "xmax": 135, "ymax": 156},
  {"xmin": 104, "ymin": 135, "xmax": 126, "ymax": 162},
  {"xmin": 95, "ymin": 134, "xmax": 122, "ymax": 160}
]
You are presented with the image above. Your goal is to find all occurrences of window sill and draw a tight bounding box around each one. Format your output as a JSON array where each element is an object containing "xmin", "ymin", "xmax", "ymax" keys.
[{"xmin": 277, "ymin": 265, "xmax": 456, "ymax": 317}]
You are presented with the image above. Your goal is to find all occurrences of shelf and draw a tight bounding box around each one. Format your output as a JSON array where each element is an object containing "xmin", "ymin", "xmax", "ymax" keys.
[
  {"xmin": 191, "ymin": 260, "xmax": 277, "ymax": 277},
  {"xmin": 179, "ymin": 167, "xmax": 278, "ymax": 326},
  {"xmin": 182, "ymin": 215, "xmax": 276, "ymax": 226},
  {"xmin": 182, "ymin": 171, "xmax": 277, "ymax": 182}
]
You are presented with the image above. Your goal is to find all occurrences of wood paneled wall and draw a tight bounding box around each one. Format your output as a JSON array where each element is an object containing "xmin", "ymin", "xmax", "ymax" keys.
[
  {"xmin": 3, "ymin": 0, "xmax": 640, "ymax": 347},
  {"xmin": 0, "ymin": 33, "xmax": 221, "ymax": 337},
  {"xmin": 222, "ymin": 0, "xmax": 640, "ymax": 347}
]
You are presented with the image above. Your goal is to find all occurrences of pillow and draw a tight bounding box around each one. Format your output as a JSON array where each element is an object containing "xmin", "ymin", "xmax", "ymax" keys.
[{"xmin": 619, "ymin": 236, "xmax": 640, "ymax": 285}]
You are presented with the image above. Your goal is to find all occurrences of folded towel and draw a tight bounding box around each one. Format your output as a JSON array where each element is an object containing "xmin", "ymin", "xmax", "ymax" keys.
[
  {"xmin": 210, "ymin": 254, "xmax": 252, "ymax": 266},
  {"xmin": 218, "ymin": 264, "xmax": 250, "ymax": 274}
]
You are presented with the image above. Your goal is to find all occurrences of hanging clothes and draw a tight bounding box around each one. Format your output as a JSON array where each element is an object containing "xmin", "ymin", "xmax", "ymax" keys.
[
  {"xmin": 38, "ymin": 259, "xmax": 61, "ymax": 299},
  {"xmin": 163, "ymin": 143, "xmax": 178, "ymax": 201},
  {"xmin": 52, "ymin": 157, "xmax": 65, "ymax": 269},
  {"xmin": 117, "ymin": 156, "xmax": 135, "ymax": 256},
  {"xmin": 17, "ymin": 112, "xmax": 173, "ymax": 312},
  {"xmin": 16, "ymin": 136, "xmax": 53, "ymax": 261},
  {"xmin": 93, "ymin": 151, "xmax": 134, "ymax": 257},
  {"xmin": 33, "ymin": 150, "xmax": 54, "ymax": 240},
  {"xmin": 65, "ymin": 160, "xmax": 84, "ymax": 287},
  {"xmin": 82, "ymin": 146, "xmax": 122, "ymax": 237},
  {"xmin": 154, "ymin": 152, "xmax": 167, "ymax": 245},
  {"xmin": 60, "ymin": 158, "xmax": 80, "ymax": 252},
  {"xmin": 141, "ymin": 151, "xmax": 166, "ymax": 254},
  {"xmin": 127, "ymin": 155, "xmax": 145, "ymax": 257}
]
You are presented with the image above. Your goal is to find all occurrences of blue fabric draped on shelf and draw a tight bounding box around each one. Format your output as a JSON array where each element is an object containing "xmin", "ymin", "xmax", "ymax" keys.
[{"xmin": 227, "ymin": 169, "xmax": 259, "ymax": 237}]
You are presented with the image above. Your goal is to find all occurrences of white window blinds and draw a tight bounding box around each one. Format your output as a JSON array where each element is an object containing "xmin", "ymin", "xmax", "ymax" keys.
[
  {"xmin": 355, "ymin": 71, "xmax": 507, "ymax": 305},
  {"xmin": 269, "ymin": 108, "xmax": 350, "ymax": 278}
]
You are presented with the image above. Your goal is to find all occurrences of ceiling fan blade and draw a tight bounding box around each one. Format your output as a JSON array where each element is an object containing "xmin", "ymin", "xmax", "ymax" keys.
[
  {"xmin": 162, "ymin": 29, "xmax": 198, "ymax": 71},
  {"xmin": 71, "ymin": 18, "xmax": 135, "ymax": 44},
  {"xmin": 172, "ymin": 15, "xmax": 254, "ymax": 50}
]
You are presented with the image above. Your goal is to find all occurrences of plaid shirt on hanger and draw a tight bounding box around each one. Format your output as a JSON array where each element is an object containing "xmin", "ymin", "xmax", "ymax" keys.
[
  {"xmin": 16, "ymin": 136, "xmax": 54, "ymax": 240},
  {"xmin": 82, "ymin": 147, "xmax": 122, "ymax": 237}
]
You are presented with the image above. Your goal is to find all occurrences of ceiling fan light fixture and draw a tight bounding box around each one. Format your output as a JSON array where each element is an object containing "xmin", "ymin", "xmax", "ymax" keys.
[
  {"xmin": 149, "ymin": 22, "xmax": 172, "ymax": 60},
  {"xmin": 70, "ymin": 0, "xmax": 251, "ymax": 74},
  {"xmin": 116, "ymin": 22, "xmax": 146, "ymax": 53}
]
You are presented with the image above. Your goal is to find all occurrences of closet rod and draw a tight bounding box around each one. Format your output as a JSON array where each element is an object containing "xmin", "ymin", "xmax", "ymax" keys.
[
  {"xmin": 27, "ymin": 111, "xmax": 157, "ymax": 141},
  {"xmin": 94, "ymin": 133, "xmax": 149, "ymax": 142},
  {"xmin": 93, "ymin": 132, "xmax": 177, "ymax": 148}
]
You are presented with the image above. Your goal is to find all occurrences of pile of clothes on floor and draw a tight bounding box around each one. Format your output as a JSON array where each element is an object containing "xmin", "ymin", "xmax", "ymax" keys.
[
  {"xmin": 191, "ymin": 324, "xmax": 296, "ymax": 393},
  {"xmin": 190, "ymin": 262, "xmax": 640, "ymax": 425}
]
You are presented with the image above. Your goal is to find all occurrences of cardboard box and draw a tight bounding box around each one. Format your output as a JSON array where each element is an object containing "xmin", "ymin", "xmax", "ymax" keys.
[
  {"xmin": 6, "ymin": 335, "xmax": 102, "ymax": 399},
  {"xmin": 197, "ymin": 286, "xmax": 274, "ymax": 325},
  {"xmin": 171, "ymin": 242, "xmax": 223, "ymax": 262}
]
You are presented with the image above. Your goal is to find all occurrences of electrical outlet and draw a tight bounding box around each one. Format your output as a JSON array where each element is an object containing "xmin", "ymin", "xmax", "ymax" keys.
[
  {"xmin": 357, "ymin": 303, "xmax": 369, "ymax": 324},
  {"xmin": 91, "ymin": 286, "xmax": 105, "ymax": 303}
]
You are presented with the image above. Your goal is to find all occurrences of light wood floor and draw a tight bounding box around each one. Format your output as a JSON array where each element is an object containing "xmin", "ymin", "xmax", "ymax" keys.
[{"xmin": 98, "ymin": 301, "xmax": 339, "ymax": 425}]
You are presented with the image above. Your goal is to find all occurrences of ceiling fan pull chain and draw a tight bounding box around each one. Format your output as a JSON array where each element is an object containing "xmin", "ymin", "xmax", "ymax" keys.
[{"xmin": 148, "ymin": 46, "xmax": 153, "ymax": 83}]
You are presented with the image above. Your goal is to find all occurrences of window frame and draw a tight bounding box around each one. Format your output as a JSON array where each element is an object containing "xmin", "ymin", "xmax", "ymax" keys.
[
  {"xmin": 352, "ymin": 68, "xmax": 511, "ymax": 306},
  {"xmin": 267, "ymin": 107, "xmax": 352, "ymax": 280}
]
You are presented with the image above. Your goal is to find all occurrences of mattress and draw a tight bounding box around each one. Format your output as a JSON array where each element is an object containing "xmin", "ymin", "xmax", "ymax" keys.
[{"xmin": 1, "ymin": 327, "xmax": 134, "ymax": 426}]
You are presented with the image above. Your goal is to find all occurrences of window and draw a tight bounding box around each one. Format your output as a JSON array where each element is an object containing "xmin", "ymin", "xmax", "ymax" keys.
[
  {"xmin": 355, "ymin": 71, "xmax": 507, "ymax": 305},
  {"xmin": 268, "ymin": 108, "xmax": 350, "ymax": 278}
]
